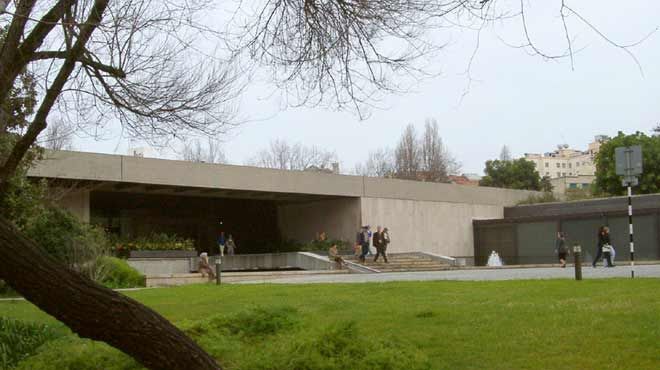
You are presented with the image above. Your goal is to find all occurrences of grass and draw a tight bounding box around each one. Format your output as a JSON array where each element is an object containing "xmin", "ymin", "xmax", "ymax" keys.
[{"xmin": 1, "ymin": 279, "xmax": 660, "ymax": 369}]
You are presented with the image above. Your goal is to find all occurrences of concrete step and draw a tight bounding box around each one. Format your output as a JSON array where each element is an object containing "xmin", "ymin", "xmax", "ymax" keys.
[
  {"xmin": 146, "ymin": 269, "xmax": 349, "ymax": 287},
  {"xmin": 375, "ymin": 267, "xmax": 452, "ymax": 272},
  {"xmin": 343, "ymin": 254, "xmax": 451, "ymax": 273}
]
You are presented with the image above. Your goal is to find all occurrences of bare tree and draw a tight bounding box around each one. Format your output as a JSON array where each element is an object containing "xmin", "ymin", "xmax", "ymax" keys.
[
  {"xmin": 393, "ymin": 120, "xmax": 459, "ymax": 182},
  {"xmin": 421, "ymin": 118, "xmax": 458, "ymax": 182},
  {"xmin": 249, "ymin": 139, "xmax": 337, "ymax": 171},
  {"xmin": 41, "ymin": 120, "xmax": 75, "ymax": 151},
  {"xmin": 182, "ymin": 138, "xmax": 227, "ymax": 164},
  {"xmin": 0, "ymin": 1, "xmax": 240, "ymax": 369},
  {"xmin": 354, "ymin": 148, "xmax": 394, "ymax": 178},
  {"xmin": 394, "ymin": 124, "xmax": 421, "ymax": 180},
  {"xmin": 499, "ymin": 145, "xmax": 512, "ymax": 162}
]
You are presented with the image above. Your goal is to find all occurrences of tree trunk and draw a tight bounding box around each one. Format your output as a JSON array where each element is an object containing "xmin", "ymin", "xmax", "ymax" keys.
[{"xmin": 0, "ymin": 216, "xmax": 220, "ymax": 370}]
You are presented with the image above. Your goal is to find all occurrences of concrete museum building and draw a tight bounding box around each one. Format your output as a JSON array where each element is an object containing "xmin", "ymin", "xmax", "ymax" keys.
[{"xmin": 29, "ymin": 151, "xmax": 538, "ymax": 263}]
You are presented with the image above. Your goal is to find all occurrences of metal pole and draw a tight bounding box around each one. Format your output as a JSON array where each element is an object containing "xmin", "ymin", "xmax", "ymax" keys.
[
  {"xmin": 628, "ymin": 185, "xmax": 634, "ymax": 279},
  {"xmin": 215, "ymin": 258, "xmax": 222, "ymax": 285},
  {"xmin": 573, "ymin": 245, "xmax": 582, "ymax": 281}
]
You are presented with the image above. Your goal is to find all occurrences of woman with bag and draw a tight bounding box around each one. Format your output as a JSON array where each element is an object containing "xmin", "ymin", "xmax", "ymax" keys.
[{"xmin": 594, "ymin": 226, "xmax": 614, "ymax": 268}]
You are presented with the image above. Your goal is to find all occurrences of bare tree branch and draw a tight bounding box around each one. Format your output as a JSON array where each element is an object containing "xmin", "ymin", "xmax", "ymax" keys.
[{"xmin": 248, "ymin": 139, "xmax": 337, "ymax": 171}]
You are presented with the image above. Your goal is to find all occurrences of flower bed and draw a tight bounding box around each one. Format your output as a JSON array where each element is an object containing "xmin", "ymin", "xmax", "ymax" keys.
[{"xmin": 111, "ymin": 233, "xmax": 195, "ymax": 258}]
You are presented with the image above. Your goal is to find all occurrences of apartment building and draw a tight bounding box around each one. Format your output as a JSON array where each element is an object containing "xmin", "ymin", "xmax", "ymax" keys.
[{"xmin": 524, "ymin": 136, "xmax": 607, "ymax": 179}]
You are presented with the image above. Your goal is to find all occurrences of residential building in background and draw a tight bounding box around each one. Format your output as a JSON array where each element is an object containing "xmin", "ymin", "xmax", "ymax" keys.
[
  {"xmin": 525, "ymin": 135, "xmax": 609, "ymax": 194},
  {"xmin": 524, "ymin": 136, "xmax": 608, "ymax": 195},
  {"xmin": 550, "ymin": 175, "xmax": 596, "ymax": 194},
  {"xmin": 449, "ymin": 173, "xmax": 481, "ymax": 186}
]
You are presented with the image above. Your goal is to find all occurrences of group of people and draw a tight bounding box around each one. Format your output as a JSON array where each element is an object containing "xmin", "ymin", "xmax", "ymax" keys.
[
  {"xmin": 217, "ymin": 232, "xmax": 237, "ymax": 257},
  {"xmin": 555, "ymin": 226, "xmax": 616, "ymax": 268},
  {"xmin": 356, "ymin": 225, "xmax": 391, "ymax": 263},
  {"xmin": 197, "ymin": 232, "xmax": 239, "ymax": 280}
]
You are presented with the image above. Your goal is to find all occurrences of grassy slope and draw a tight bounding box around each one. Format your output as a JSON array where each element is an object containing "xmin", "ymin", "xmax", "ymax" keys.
[{"xmin": 2, "ymin": 279, "xmax": 660, "ymax": 369}]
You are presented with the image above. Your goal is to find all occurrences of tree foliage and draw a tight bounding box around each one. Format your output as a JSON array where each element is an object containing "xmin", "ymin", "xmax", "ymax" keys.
[
  {"xmin": 480, "ymin": 158, "xmax": 545, "ymax": 191},
  {"xmin": 594, "ymin": 131, "xmax": 660, "ymax": 195}
]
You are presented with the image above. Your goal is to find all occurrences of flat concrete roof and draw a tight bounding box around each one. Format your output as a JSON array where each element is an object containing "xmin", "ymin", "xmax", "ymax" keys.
[{"xmin": 28, "ymin": 150, "xmax": 537, "ymax": 206}]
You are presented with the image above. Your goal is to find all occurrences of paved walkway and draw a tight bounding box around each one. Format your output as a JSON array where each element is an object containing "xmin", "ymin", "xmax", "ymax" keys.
[{"xmin": 237, "ymin": 264, "xmax": 660, "ymax": 284}]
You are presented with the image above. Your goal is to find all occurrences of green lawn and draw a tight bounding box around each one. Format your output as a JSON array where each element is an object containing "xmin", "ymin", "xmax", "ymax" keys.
[{"xmin": 2, "ymin": 279, "xmax": 660, "ymax": 369}]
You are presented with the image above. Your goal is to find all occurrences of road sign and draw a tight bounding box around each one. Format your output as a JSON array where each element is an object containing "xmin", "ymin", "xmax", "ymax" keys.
[
  {"xmin": 614, "ymin": 145, "xmax": 643, "ymax": 279},
  {"xmin": 622, "ymin": 177, "xmax": 639, "ymax": 187},
  {"xmin": 615, "ymin": 145, "xmax": 643, "ymax": 176}
]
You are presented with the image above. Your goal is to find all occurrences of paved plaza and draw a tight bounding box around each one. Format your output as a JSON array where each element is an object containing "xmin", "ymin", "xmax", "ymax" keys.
[{"xmin": 237, "ymin": 264, "xmax": 660, "ymax": 284}]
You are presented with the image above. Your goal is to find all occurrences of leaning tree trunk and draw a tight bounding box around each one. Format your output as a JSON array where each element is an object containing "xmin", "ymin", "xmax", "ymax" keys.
[{"xmin": 0, "ymin": 216, "xmax": 219, "ymax": 370}]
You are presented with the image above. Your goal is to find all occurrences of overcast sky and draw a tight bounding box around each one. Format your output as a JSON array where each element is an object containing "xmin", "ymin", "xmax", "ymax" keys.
[{"xmin": 72, "ymin": 1, "xmax": 660, "ymax": 175}]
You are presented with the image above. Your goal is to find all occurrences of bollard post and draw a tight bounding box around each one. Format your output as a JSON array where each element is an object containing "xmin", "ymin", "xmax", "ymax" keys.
[
  {"xmin": 573, "ymin": 244, "xmax": 582, "ymax": 281},
  {"xmin": 215, "ymin": 257, "xmax": 222, "ymax": 285}
]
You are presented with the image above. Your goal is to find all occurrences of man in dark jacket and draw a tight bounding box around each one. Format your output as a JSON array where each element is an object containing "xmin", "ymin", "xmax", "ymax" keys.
[{"xmin": 373, "ymin": 226, "xmax": 388, "ymax": 263}]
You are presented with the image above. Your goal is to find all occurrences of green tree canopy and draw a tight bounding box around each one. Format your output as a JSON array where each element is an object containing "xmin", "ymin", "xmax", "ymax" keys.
[
  {"xmin": 594, "ymin": 131, "xmax": 660, "ymax": 195},
  {"xmin": 480, "ymin": 158, "xmax": 547, "ymax": 191}
]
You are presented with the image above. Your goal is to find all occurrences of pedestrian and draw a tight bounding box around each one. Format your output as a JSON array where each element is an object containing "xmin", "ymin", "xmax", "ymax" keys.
[
  {"xmin": 226, "ymin": 234, "xmax": 237, "ymax": 256},
  {"xmin": 609, "ymin": 245, "xmax": 616, "ymax": 267},
  {"xmin": 366, "ymin": 225, "xmax": 374, "ymax": 256},
  {"xmin": 593, "ymin": 226, "xmax": 614, "ymax": 268},
  {"xmin": 198, "ymin": 252, "xmax": 215, "ymax": 280},
  {"xmin": 217, "ymin": 231, "xmax": 226, "ymax": 257},
  {"xmin": 373, "ymin": 226, "xmax": 389, "ymax": 263},
  {"xmin": 556, "ymin": 231, "xmax": 569, "ymax": 268},
  {"xmin": 383, "ymin": 227, "xmax": 391, "ymax": 246},
  {"xmin": 358, "ymin": 226, "xmax": 370, "ymax": 263}
]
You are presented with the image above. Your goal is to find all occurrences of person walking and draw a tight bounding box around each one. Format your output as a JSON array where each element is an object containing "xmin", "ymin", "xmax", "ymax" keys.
[
  {"xmin": 366, "ymin": 225, "xmax": 374, "ymax": 256},
  {"xmin": 226, "ymin": 235, "xmax": 237, "ymax": 256},
  {"xmin": 593, "ymin": 226, "xmax": 614, "ymax": 268},
  {"xmin": 373, "ymin": 226, "xmax": 389, "ymax": 263},
  {"xmin": 217, "ymin": 231, "xmax": 226, "ymax": 257},
  {"xmin": 358, "ymin": 226, "xmax": 370, "ymax": 263},
  {"xmin": 556, "ymin": 232, "xmax": 569, "ymax": 268}
]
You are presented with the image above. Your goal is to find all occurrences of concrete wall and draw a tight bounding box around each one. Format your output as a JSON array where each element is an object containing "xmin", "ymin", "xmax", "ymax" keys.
[
  {"xmin": 128, "ymin": 252, "xmax": 332, "ymax": 276},
  {"xmin": 31, "ymin": 150, "xmax": 539, "ymax": 204},
  {"xmin": 56, "ymin": 189, "xmax": 90, "ymax": 222},
  {"xmin": 360, "ymin": 197, "xmax": 504, "ymax": 257},
  {"xmin": 277, "ymin": 198, "xmax": 361, "ymax": 243},
  {"xmin": 362, "ymin": 177, "xmax": 538, "ymax": 206},
  {"xmin": 127, "ymin": 258, "xmax": 191, "ymax": 275},
  {"xmin": 31, "ymin": 150, "xmax": 363, "ymax": 197},
  {"xmin": 220, "ymin": 252, "xmax": 332, "ymax": 271}
]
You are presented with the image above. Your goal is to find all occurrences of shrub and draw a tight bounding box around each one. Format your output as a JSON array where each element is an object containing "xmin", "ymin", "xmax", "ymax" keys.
[
  {"xmin": 99, "ymin": 257, "xmax": 145, "ymax": 289},
  {"xmin": 14, "ymin": 337, "xmax": 140, "ymax": 370},
  {"xmin": 184, "ymin": 306, "xmax": 299, "ymax": 339},
  {"xmin": 299, "ymin": 239, "xmax": 350, "ymax": 252},
  {"xmin": 23, "ymin": 206, "xmax": 111, "ymax": 282},
  {"xmin": 110, "ymin": 233, "xmax": 195, "ymax": 257},
  {"xmin": 516, "ymin": 192, "xmax": 560, "ymax": 205},
  {"xmin": 0, "ymin": 318, "xmax": 62, "ymax": 369},
  {"xmin": 0, "ymin": 280, "xmax": 18, "ymax": 298},
  {"xmin": 242, "ymin": 321, "xmax": 431, "ymax": 370}
]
